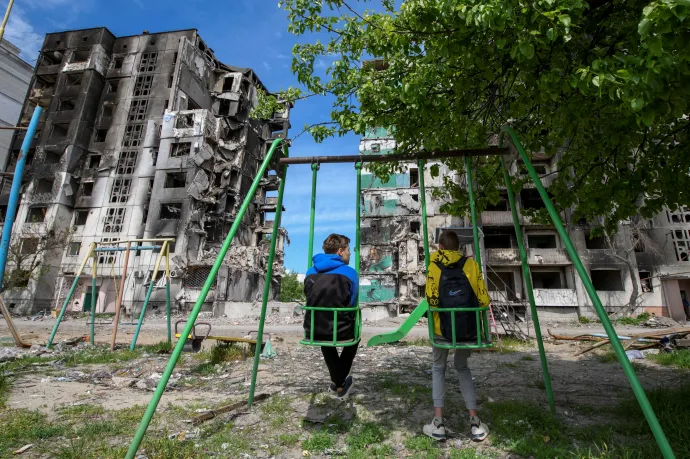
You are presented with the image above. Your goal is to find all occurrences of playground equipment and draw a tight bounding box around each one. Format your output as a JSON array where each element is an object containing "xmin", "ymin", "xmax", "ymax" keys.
[
  {"xmin": 46, "ymin": 239, "xmax": 174, "ymax": 350},
  {"xmin": 125, "ymin": 134, "xmax": 676, "ymax": 459}
]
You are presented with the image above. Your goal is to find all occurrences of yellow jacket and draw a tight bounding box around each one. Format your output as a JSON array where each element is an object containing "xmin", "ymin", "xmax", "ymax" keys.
[{"xmin": 425, "ymin": 250, "xmax": 491, "ymax": 337}]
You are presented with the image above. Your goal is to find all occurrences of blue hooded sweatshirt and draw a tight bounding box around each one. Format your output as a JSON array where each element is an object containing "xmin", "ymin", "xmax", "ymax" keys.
[{"xmin": 306, "ymin": 253, "xmax": 359, "ymax": 306}]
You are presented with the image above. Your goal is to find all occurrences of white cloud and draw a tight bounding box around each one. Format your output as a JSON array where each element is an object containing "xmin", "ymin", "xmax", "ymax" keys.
[
  {"xmin": 262, "ymin": 61, "xmax": 272, "ymax": 71},
  {"xmin": 2, "ymin": 8, "xmax": 43, "ymax": 63},
  {"xmin": 276, "ymin": 53, "xmax": 291, "ymax": 60}
]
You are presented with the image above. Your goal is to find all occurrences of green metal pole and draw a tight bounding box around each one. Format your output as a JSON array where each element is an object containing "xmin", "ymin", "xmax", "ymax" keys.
[
  {"xmin": 125, "ymin": 139, "xmax": 286, "ymax": 459},
  {"xmin": 165, "ymin": 243, "xmax": 172, "ymax": 344},
  {"xmin": 417, "ymin": 161, "xmax": 430, "ymax": 272},
  {"xmin": 47, "ymin": 242, "xmax": 95, "ymax": 349},
  {"xmin": 248, "ymin": 151, "xmax": 289, "ymax": 407},
  {"xmin": 130, "ymin": 242, "xmax": 167, "ymax": 351},
  {"xmin": 90, "ymin": 256, "xmax": 97, "ymax": 345},
  {"xmin": 355, "ymin": 163, "xmax": 362, "ymax": 278},
  {"xmin": 465, "ymin": 156, "xmax": 490, "ymax": 339},
  {"xmin": 500, "ymin": 126, "xmax": 675, "ymax": 459},
  {"xmin": 500, "ymin": 155, "xmax": 556, "ymax": 414},
  {"xmin": 308, "ymin": 163, "xmax": 319, "ymax": 265}
]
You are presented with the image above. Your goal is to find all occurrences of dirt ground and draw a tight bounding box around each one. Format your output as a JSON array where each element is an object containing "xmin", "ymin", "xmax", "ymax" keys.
[{"xmin": 1, "ymin": 311, "xmax": 688, "ymax": 458}]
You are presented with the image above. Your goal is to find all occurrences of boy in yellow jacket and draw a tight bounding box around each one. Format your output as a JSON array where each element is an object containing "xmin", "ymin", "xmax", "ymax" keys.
[{"xmin": 424, "ymin": 230, "xmax": 490, "ymax": 442}]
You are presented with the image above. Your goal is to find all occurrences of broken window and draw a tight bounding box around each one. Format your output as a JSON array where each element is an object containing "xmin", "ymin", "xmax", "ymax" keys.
[
  {"xmin": 133, "ymin": 75, "xmax": 153, "ymax": 97},
  {"xmin": 184, "ymin": 266, "xmax": 213, "ymax": 289},
  {"xmin": 160, "ymin": 203, "xmax": 182, "ymax": 220},
  {"xmin": 142, "ymin": 206, "xmax": 149, "ymax": 225},
  {"xmin": 107, "ymin": 80, "xmax": 119, "ymax": 93},
  {"xmin": 74, "ymin": 209, "xmax": 88, "ymax": 226},
  {"xmin": 527, "ymin": 234, "xmax": 557, "ymax": 249},
  {"xmin": 162, "ymin": 100, "xmax": 169, "ymax": 115},
  {"xmin": 176, "ymin": 114, "xmax": 194, "ymax": 128},
  {"xmin": 66, "ymin": 72, "xmax": 82, "ymax": 86},
  {"xmin": 485, "ymin": 191, "xmax": 509, "ymax": 211},
  {"xmin": 81, "ymin": 182, "xmax": 94, "ymax": 197},
  {"xmin": 113, "ymin": 57, "xmax": 123, "ymax": 69},
  {"xmin": 147, "ymin": 178, "xmax": 154, "ymax": 195},
  {"xmin": 410, "ymin": 221, "xmax": 421, "ymax": 234},
  {"xmin": 411, "ymin": 194, "xmax": 419, "ymax": 202},
  {"xmin": 109, "ymin": 179, "xmax": 132, "ymax": 203},
  {"xmin": 51, "ymin": 123, "xmax": 69, "ymax": 140},
  {"xmin": 102, "ymin": 105, "xmax": 114, "ymax": 120},
  {"xmin": 20, "ymin": 238, "xmax": 39, "ymax": 255},
  {"xmin": 409, "ymin": 168, "xmax": 419, "ymax": 187},
  {"xmin": 41, "ymin": 51, "xmax": 62, "ymax": 65},
  {"xmin": 219, "ymin": 99, "xmax": 231, "ymax": 116},
  {"xmin": 222, "ymin": 76, "xmax": 235, "ymax": 92},
  {"xmin": 168, "ymin": 75, "xmax": 173, "ymax": 88},
  {"xmin": 122, "ymin": 124, "xmax": 143, "ymax": 148},
  {"xmin": 520, "ymin": 189, "xmax": 547, "ymax": 210},
  {"xmin": 0, "ymin": 206, "xmax": 6, "ymax": 223},
  {"xmin": 139, "ymin": 52, "xmax": 158, "ymax": 73},
  {"xmin": 585, "ymin": 231, "xmax": 607, "ymax": 249},
  {"xmin": 26, "ymin": 206, "xmax": 47, "ymax": 223},
  {"xmin": 484, "ymin": 230, "xmax": 512, "ymax": 249},
  {"xmin": 531, "ymin": 271, "xmax": 564, "ymax": 289},
  {"xmin": 204, "ymin": 221, "xmax": 225, "ymax": 242},
  {"xmin": 371, "ymin": 143, "xmax": 381, "ymax": 153},
  {"xmin": 116, "ymin": 151, "xmax": 137, "ymax": 175},
  {"xmin": 591, "ymin": 269, "xmax": 625, "ymax": 291},
  {"xmin": 170, "ymin": 142, "xmax": 191, "ymax": 157},
  {"xmin": 173, "ymin": 52, "xmax": 178, "ymax": 64},
  {"xmin": 71, "ymin": 50, "xmax": 90, "ymax": 63},
  {"xmin": 225, "ymin": 195, "xmax": 236, "ymax": 213},
  {"xmin": 164, "ymin": 172, "xmax": 187, "ymax": 188},
  {"xmin": 98, "ymin": 237, "xmax": 116, "ymax": 264},
  {"xmin": 67, "ymin": 242, "xmax": 81, "ymax": 257},
  {"xmin": 44, "ymin": 150, "xmax": 62, "ymax": 165},
  {"xmin": 639, "ymin": 271, "xmax": 653, "ymax": 292},
  {"xmin": 128, "ymin": 99, "xmax": 149, "ymax": 122},
  {"xmin": 57, "ymin": 98, "xmax": 75, "ymax": 111},
  {"xmin": 187, "ymin": 98, "xmax": 201, "ymax": 110},
  {"xmin": 672, "ymin": 229, "xmax": 690, "ymax": 262},
  {"xmin": 88, "ymin": 154, "xmax": 101, "ymax": 169},
  {"xmin": 418, "ymin": 246, "xmax": 425, "ymax": 263},
  {"xmin": 95, "ymin": 128, "xmax": 108, "ymax": 143},
  {"xmin": 36, "ymin": 178, "xmax": 54, "ymax": 194},
  {"xmin": 103, "ymin": 208, "xmax": 126, "ymax": 233}
]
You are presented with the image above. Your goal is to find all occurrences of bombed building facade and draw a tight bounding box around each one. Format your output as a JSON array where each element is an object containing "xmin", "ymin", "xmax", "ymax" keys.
[
  {"xmin": 358, "ymin": 129, "xmax": 690, "ymax": 322},
  {"xmin": 1, "ymin": 28, "xmax": 290, "ymax": 315}
]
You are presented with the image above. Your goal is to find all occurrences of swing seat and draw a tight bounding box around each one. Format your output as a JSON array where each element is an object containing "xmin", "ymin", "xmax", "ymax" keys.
[
  {"xmin": 300, "ymin": 305, "xmax": 361, "ymax": 347},
  {"xmin": 428, "ymin": 306, "xmax": 494, "ymax": 350}
]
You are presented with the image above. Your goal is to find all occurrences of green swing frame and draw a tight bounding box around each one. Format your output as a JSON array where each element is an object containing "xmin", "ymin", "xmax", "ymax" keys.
[{"xmin": 125, "ymin": 132, "xmax": 676, "ymax": 459}]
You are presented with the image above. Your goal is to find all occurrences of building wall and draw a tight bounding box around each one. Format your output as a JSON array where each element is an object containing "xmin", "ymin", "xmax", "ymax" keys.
[
  {"xmin": 358, "ymin": 129, "xmax": 689, "ymax": 320},
  {"xmin": 0, "ymin": 40, "xmax": 33, "ymax": 181},
  {"xmin": 1, "ymin": 28, "xmax": 289, "ymax": 315}
]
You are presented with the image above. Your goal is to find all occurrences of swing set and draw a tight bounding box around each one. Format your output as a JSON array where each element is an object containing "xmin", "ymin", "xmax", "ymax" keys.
[
  {"xmin": 46, "ymin": 239, "xmax": 175, "ymax": 351},
  {"xmin": 124, "ymin": 129, "xmax": 676, "ymax": 459}
]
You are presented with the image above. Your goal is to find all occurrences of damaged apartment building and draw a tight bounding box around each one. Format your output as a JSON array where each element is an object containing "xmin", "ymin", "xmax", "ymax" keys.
[
  {"xmin": 358, "ymin": 128, "xmax": 690, "ymax": 322},
  {"xmin": 1, "ymin": 28, "xmax": 290, "ymax": 315}
]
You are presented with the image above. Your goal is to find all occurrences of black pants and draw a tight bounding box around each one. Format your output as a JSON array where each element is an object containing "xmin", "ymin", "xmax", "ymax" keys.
[{"xmin": 321, "ymin": 342, "xmax": 359, "ymax": 388}]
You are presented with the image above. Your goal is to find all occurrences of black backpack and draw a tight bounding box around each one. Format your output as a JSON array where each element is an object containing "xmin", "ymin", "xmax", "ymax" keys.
[{"xmin": 435, "ymin": 257, "xmax": 479, "ymax": 342}]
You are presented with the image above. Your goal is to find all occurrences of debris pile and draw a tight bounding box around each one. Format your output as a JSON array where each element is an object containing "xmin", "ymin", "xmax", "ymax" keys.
[{"xmin": 549, "ymin": 327, "xmax": 690, "ymax": 356}]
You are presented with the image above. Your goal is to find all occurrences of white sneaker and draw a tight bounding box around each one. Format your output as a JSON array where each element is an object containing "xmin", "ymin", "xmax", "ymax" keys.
[
  {"xmin": 470, "ymin": 415, "xmax": 489, "ymax": 441},
  {"xmin": 423, "ymin": 417, "xmax": 446, "ymax": 441}
]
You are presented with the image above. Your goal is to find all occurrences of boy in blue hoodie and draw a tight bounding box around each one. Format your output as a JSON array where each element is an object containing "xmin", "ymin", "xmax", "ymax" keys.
[{"xmin": 303, "ymin": 234, "xmax": 359, "ymax": 398}]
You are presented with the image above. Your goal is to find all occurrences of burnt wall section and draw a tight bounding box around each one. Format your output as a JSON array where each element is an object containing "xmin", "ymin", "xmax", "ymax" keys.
[{"xmin": 1, "ymin": 27, "xmax": 290, "ymax": 314}]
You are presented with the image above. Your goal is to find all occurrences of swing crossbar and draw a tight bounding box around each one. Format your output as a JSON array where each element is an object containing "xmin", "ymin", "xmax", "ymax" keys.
[
  {"xmin": 93, "ymin": 246, "xmax": 159, "ymax": 252},
  {"xmin": 301, "ymin": 306, "xmax": 361, "ymax": 347},
  {"xmin": 278, "ymin": 148, "xmax": 507, "ymax": 165},
  {"xmin": 428, "ymin": 306, "xmax": 493, "ymax": 349}
]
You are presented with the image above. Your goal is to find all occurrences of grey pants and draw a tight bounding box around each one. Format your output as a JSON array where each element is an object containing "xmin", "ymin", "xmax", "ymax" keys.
[{"xmin": 432, "ymin": 346, "xmax": 477, "ymax": 410}]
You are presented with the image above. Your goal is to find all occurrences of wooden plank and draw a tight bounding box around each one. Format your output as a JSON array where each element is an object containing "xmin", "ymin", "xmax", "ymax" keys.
[
  {"xmin": 675, "ymin": 339, "xmax": 690, "ymax": 348},
  {"xmin": 192, "ymin": 393, "xmax": 271, "ymax": 425}
]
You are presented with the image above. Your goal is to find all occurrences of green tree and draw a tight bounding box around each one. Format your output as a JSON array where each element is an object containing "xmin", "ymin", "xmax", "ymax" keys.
[
  {"xmin": 257, "ymin": 0, "xmax": 690, "ymax": 233},
  {"xmin": 280, "ymin": 271, "xmax": 306, "ymax": 302}
]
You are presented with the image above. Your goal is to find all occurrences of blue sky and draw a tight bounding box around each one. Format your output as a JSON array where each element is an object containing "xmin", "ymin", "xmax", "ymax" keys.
[{"xmin": 2, "ymin": 0, "xmax": 359, "ymax": 273}]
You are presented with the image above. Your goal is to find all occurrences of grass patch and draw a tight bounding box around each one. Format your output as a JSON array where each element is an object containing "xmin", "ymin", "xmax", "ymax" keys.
[
  {"xmin": 56, "ymin": 403, "xmax": 105, "ymax": 418},
  {"xmin": 0, "ymin": 354, "xmax": 52, "ymax": 373},
  {"xmin": 401, "ymin": 337, "xmax": 432, "ymax": 347},
  {"xmin": 0, "ymin": 409, "xmax": 66, "ymax": 454},
  {"xmin": 578, "ymin": 316, "xmax": 592, "ymax": 324},
  {"xmin": 498, "ymin": 336, "xmax": 532, "ymax": 353},
  {"xmin": 303, "ymin": 431, "xmax": 334, "ymax": 451},
  {"xmin": 595, "ymin": 349, "xmax": 618, "ymax": 363},
  {"xmin": 404, "ymin": 435, "xmax": 441, "ymax": 457},
  {"xmin": 377, "ymin": 376, "xmax": 431, "ymax": 405},
  {"xmin": 346, "ymin": 421, "xmax": 387, "ymax": 450},
  {"xmin": 278, "ymin": 433, "xmax": 300, "ymax": 446},
  {"xmin": 261, "ymin": 394, "xmax": 293, "ymax": 427},
  {"xmin": 616, "ymin": 312, "xmax": 651, "ymax": 326},
  {"xmin": 647, "ymin": 350, "xmax": 690, "ymax": 370},
  {"xmin": 521, "ymin": 355, "xmax": 536, "ymax": 361},
  {"xmin": 450, "ymin": 450, "xmax": 495, "ymax": 459},
  {"xmin": 190, "ymin": 362, "xmax": 216, "ymax": 376},
  {"xmin": 210, "ymin": 342, "xmax": 252, "ymax": 364},
  {"xmin": 0, "ymin": 372, "xmax": 10, "ymax": 408}
]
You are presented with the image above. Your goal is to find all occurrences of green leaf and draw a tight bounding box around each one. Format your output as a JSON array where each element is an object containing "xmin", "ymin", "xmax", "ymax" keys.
[
  {"xmin": 647, "ymin": 37, "xmax": 662, "ymax": 56},
  {"xmin": 546, "ymin": 28, "xmax": 556, "ymax": 41},
  {"xmin": 638, "ymin": 18, "xmax": 652, "ymax": 36},
  {"xmin": 631, "ymin": 98, "xmax": 645, "ymax": 111},
  {"xmin": 430, "ymin": 164, "xmax": 440, "ymax": 178},
  {"xmin": 558, "ymin": 14, "xmax": 571, "ymax": 28},
  {"xmin": 641, "ymin": 110, "xmax": 655, "ymax": 126},
  {"xmin": 519, "ymin": 42, "xmax": 534, "ymax": 59},
  {"xmin": 592, "ymin": 75, "xmax": 600, "ymax": 87}
]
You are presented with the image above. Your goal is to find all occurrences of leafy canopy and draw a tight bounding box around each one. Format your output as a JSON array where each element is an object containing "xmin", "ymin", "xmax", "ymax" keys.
[
  {"xmin": 258, "ymin": 0, "xmax": 690, "ymax": 232},
  {"xmin": 280, "ymin": 271, "xmax": 306, "ymax": 302}
]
